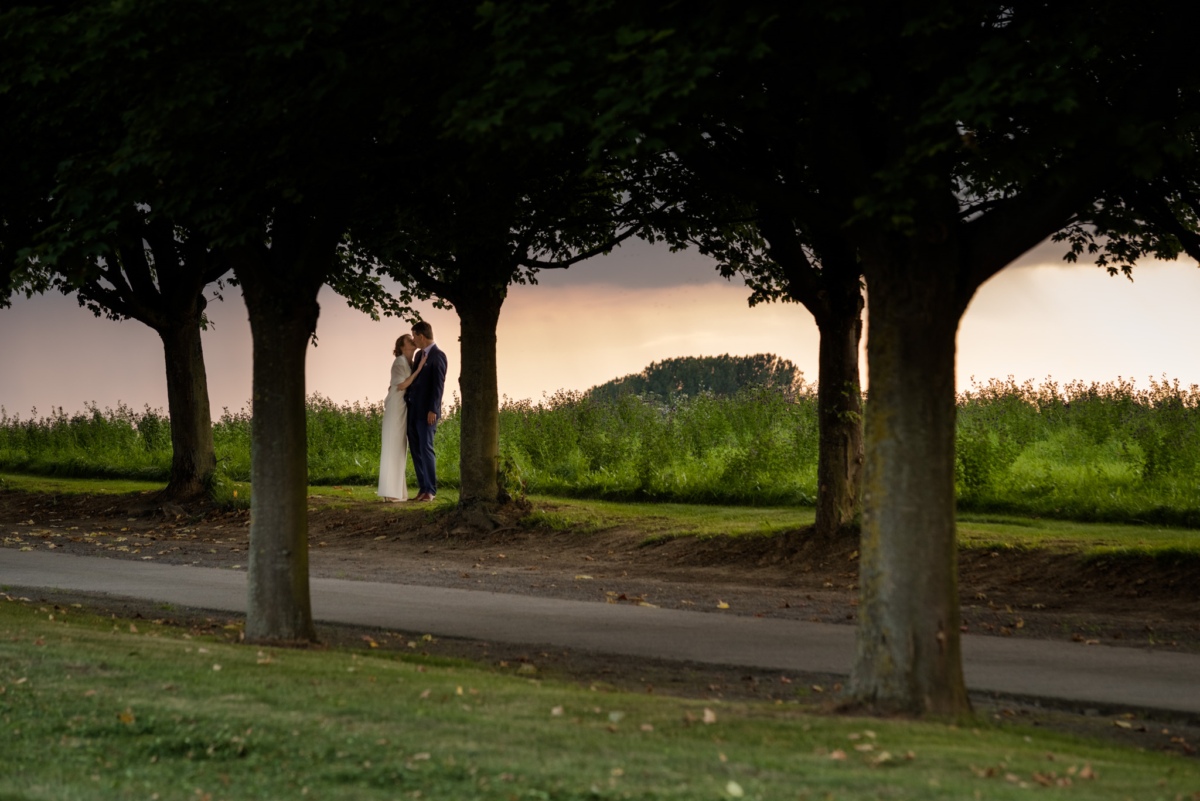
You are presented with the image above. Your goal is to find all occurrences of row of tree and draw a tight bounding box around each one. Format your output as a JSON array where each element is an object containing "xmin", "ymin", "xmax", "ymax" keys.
[{"xmin": 3, "ymin": 1, "xmax": 1199, "ymax": 716}]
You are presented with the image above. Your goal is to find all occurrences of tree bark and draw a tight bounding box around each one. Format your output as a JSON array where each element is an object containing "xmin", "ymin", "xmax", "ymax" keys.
[
  {"xmin": 813, "ymin": 301, "xmax": 864, "ymax": 539},
  {"xmin": 849, "ymin": 243, "xmax": 970, "ymax": 716},
  {"xmin": 455, "ymin": 290, "xmax": 504, "ymax": 507},
  {"xmin": 155, "ymin": 306, "xmax": 217, "ymax": 500},
  {"xmin": 234, "ymin": 218, "xmax": 333, "ymax": 644}
]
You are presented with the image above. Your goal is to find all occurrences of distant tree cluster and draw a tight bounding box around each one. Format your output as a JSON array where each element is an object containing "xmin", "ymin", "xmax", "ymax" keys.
[{"xmin": 589, "ymin": 354, "xmax": 805, "ymax": 402}]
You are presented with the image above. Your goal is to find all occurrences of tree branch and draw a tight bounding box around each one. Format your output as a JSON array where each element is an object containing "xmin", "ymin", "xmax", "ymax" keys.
[{"xmin": 518, "ymin": 223, "xmax": 641, "ymax": 269}]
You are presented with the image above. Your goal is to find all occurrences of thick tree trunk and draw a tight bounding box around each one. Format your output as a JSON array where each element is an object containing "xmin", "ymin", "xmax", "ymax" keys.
[
  {"xmin": 155, "ymin": 311, "xmax": 217, "ymax": 500},
  {"xmin": 234, "ymin": 222, "xmax": 331, "ymax": 643},
  {"xmin": 456, "ymin": 292, "xmax": 504, "ymax": 507},
  {"xmin": 849, "ymin": 247, "xmax": 969, "ymax": 716},
  {"xmin": 813, "ymin": 300, "xmax": 864, "ymax": 539}
]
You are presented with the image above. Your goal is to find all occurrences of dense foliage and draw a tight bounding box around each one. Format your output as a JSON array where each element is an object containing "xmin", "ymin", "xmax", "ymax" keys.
[
  {"xmin": 588, "ymin": 354, "xmax": 806, "ymax": 402},
  {"xmin": 3, "ymin": 377, "xmax": 1199, "ymax": 523}
]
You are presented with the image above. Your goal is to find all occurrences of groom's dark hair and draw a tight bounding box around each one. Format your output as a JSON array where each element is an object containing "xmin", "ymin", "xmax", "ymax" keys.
[{"xmin": 412, "ymin": 321, "xmax": 434, "ymax": 339}]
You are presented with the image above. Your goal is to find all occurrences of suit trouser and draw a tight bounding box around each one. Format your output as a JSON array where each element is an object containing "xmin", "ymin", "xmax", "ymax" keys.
[{"xmin": 407, "ymin": 408, "xmax": 437, "ymax": 495}]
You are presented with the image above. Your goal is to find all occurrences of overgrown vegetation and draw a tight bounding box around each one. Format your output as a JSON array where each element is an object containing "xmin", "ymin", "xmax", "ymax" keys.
[
  {"xmin": 955, "ymin": 377, "xmax": 1200, "ymax": 526},
  {"xmin": 2, "ymin": 376, "xmax": 1199, "ymax": 523},
  {"xmin": 2, "ymin": 596, "xmax": 1196, "ymax": 800}
]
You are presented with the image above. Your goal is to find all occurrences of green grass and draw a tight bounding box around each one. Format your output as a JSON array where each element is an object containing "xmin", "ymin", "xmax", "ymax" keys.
[
  {"xmin": 6, "ymin": 472, "xmax": 1200, "ymax": 558},
  {"xmin": 6, "ymin": 377, "xmax": 1200, "ymax": 521},
  {"xmin": 1, "ymin": 596, "xmax": 1196, "ymax": 800},
  {"xmin": 0, "ymin": 472, "xmax": 167, "ymax": 496},
  {"xmin": 956, "ymin": 512, "xmax": 1200, "ymax": 558},
  {"xmin": 524, "ymin": 497, "xmax": 815, "ymax": 541}
]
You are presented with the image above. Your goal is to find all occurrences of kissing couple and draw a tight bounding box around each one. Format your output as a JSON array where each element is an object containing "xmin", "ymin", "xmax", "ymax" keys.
[{"xmin": 377, "ymin": 321, "xmax": 448, "ymax": 502}]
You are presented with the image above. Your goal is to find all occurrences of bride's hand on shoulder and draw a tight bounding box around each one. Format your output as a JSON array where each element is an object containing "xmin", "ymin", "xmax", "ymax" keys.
[{"xmin": 397, "ymin": 359, "xmax": 425, "ymax": 391}]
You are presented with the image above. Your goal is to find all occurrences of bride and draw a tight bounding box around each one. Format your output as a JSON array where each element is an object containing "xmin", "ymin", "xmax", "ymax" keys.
[{"xmin": 377, "ymin": 334, "xmax": 424, "ymax": 502}]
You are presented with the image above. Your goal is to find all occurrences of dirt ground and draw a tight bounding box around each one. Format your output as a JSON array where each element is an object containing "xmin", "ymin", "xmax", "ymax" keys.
[{"xmin": 3, "ymin": 487, "xmax": 1199, "ymax": 758}]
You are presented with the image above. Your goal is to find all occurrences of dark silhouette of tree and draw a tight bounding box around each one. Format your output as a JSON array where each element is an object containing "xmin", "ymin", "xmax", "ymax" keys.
[
  {"xmin": 465, "ymin": 0, "xmax": 1200, "ymax": 716},
  {"xmin": 589, "ymin": 354, "xmax": 803, "ymax": 402}
]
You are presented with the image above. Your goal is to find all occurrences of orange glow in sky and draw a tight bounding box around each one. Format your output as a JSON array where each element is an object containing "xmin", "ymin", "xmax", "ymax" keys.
[{"xmin": 1, "ymin": 241, "xmax": 1197, "ymax": 419}]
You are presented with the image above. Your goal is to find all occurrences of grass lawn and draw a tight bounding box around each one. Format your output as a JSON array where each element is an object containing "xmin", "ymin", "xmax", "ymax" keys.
[
  {"xmin": 1, "ymin": 595, "xmax": 1196, "ymax": 800},
  {"xmin": 0, "ymin": 472, "xmax": 167, "ymax": 496},
  {"xmin": 956, "ymin": 512, "xmax": 1200, "ymax": 558},
  {"xmin": 4, "ymin": 473, "xmax": 1199, "ymax": 557}
]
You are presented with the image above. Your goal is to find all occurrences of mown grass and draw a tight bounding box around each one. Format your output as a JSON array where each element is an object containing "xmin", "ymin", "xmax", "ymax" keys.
[
  {"xmin": 3, "ymin": 376, "xmax": 1200, "ymax": 523},
  {"xmin": 6, "ymin": 473, "xmax": 1198, "ymax": 559},
  {"xmin": 956, "ymin": 513, "xmax": 1200, "ymax": 558},
  {"xmin": 1, "ymin": 595, "xmax": 1196, "ymax": 800}
]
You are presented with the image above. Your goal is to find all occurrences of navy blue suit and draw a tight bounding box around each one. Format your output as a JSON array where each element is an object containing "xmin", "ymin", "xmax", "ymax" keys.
[{"xmin": 405, "ymin": 344, "xmax": 447, "ymax": 496}]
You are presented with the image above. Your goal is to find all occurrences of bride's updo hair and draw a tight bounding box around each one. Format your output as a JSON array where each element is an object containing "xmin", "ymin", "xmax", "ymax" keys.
[{"xmin": 394, "ymin": 334, "xmax": 413, "ymax": 356}]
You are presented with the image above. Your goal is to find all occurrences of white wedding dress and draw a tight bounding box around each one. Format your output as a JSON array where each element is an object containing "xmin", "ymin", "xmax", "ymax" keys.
[{"xmin": 377, "ymin": 355, "xmax": 412, "ymax": 500}]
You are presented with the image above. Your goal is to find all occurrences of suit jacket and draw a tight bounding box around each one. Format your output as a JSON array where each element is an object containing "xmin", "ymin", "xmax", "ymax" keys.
[{"xmin": 405, "ymin": 344, "xmax": 447, "ymax": 421}]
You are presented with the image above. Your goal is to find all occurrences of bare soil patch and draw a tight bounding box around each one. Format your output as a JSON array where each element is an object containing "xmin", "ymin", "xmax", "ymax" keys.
[{"xmin": 3, "ymin": 487, "xmax": 1199, "ymax": 757}]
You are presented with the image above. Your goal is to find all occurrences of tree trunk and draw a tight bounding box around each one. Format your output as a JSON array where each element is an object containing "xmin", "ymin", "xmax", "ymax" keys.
[
  {"xmin": 456, "ymin": 291, "xmax": 504, "ymax": 507},
  {"xmin": 848, "ymin": 246, "xmax": 969, "ymax": 716},
  {"xmin": 813, "ymin": 298, "xmax": 864, "ymax": 539},
  {"xmin": 234, "ymin": 228, "xmax": 330, "ymax": 643},
  {"xmin": 155, "ymin": 309, "xmax": 217, "ymax": 500}
]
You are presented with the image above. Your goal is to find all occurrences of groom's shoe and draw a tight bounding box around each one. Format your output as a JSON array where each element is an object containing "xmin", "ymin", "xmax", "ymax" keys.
[{"xmin": 415, "ymin": 492, "xmax": 435, "ymax": 502}]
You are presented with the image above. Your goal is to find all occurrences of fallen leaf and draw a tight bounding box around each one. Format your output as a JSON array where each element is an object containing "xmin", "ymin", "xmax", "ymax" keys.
[
  {"xmin": 1113, "ymin": 719, "xmax": 1132, "ymax": 729},
  {"xmin": 716, "ymin": 600, "xmax": 730, "ymax": 610},
  {"xmin": 118, "ymin": 708, "xmax": 135, "ymax": 725},
  {"xmin": 829, "ymin": 749, "xmax": 847, "ymax": 761},
  {"xmin": 726, "ymin": 780, "xmax": 745, "ymax": 798},
  {"xmin": 550, "ymin": 706, "xmax": 564, "ymax": 716},
  {"xmin": 574, "ymin": 575, "xmax": 594, "ymax": 580},
  {"xmin": 702, "ymin": 708, "xmax": 717, "ymax": 724},
  {"xmin": 212, "ymin": 664, "xmax": 222, "ymax": 671}
]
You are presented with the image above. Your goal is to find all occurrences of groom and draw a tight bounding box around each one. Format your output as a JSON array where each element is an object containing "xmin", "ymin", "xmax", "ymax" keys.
[{"xmin": 405, "ymin": 321, "xmax": 447, "ymax": 502}]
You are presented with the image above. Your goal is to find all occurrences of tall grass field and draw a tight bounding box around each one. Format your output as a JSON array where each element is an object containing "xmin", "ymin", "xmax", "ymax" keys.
[{"xmin": 1, "ymin": 377, "xmax": 1198, "ymax": 525}]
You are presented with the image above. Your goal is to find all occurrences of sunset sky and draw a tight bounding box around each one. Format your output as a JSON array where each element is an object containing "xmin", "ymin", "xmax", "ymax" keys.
[{"xmin": 1, "ymin": 238, "xmax": 1198, "ymax": 420}]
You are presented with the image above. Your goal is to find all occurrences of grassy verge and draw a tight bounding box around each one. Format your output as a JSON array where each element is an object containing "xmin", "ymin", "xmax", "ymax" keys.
[
  {"xmin": 956, "ymin": 512, "xmax": 1200, "ymax": 559},
  {"xmin": 1, "ymin": 595, "xmax": 1196, "ymax": 800},
  {"xmin": 523, "ymin": 497, "xmax": 815, "ymax": 540},
  {"xmin": 5, "ymin": 473, "xmax": 1199, "ymax": 558},
  {"xmin": 0, "ymin": 472, "xmax": 167, "ymax": 496}
]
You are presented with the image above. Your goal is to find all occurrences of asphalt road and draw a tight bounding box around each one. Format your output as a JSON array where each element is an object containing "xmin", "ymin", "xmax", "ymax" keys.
[{"xmin": 3, "ymin": 549, "xmax": 1198, "ymax": 716}]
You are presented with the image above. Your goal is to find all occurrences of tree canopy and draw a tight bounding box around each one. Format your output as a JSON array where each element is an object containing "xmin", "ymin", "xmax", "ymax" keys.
[{"xmin": 589, "ymin": 354, "xmax": 805, "ymax": 402}]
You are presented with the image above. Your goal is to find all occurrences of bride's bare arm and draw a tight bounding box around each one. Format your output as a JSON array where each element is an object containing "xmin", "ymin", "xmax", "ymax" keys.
[{"xmin": 395, "ymin": 358, "xmax": 425, "ymax": 392}]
